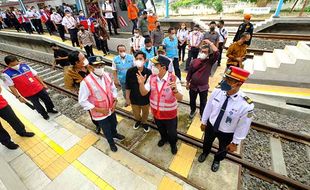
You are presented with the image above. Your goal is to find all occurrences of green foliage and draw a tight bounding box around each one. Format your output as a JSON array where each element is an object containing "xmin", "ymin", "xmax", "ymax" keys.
[{"xmin": 171, "ymin": 0, "xmax": 223, "ymax": 13}]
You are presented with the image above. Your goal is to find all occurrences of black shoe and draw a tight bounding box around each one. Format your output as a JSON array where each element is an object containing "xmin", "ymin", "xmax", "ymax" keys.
[
  {"xmin": 133, "ymin": 121, "xmax": 141, "ymax": 130},
  {"xmin": 211, "ymin": 160, "xmax": 220, "ymax": 172},
  {"xmin": 47, "ymin": 109, "xmax": 58, "ymax": 114},
  {"xmin": 95, "ymin": 126, "xmax": 101, "ymax": 134},
  {"xmin": 198, "ymin": 153, "xmax": 208, "ymax": 163},
  {"xmin": 19, "ymin": 132, "xmax": 35, "ymax": 137},
  {"xmin": 3, "ymin": 141, "xmax": 19, "ymax": 150},
  {"xmin": 109, "ymin": 144, "xmax": 118, "ymax": 152},
  {"xmin": 43, "ymin": 115, "xmax": 50, "ymax": 120},
  {"xmin": 143, "ymin": 124, "xmax": 150, "ymax": 133},
  {"xmin": 113, "ymin": 134, "xmax": 125, "ymax": 141},
  {"xmin": 171, "ymin": 145, "xmax": 178, "ymax": 155},
  {"xmin": 115, "ymin": 33, "xmax": 120, "ymax": 35},
  {"xmin": 189, "ymin": 110, "xmax": 196, "ymax": 119},
  {"xmin": 157, "ymin": 139, "xmax": 167, "ymax": 147}
]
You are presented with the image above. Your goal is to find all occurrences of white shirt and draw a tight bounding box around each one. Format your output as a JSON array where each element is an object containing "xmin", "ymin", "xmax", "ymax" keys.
[
  {"xmin": 25, "ymin": 10, "xmax": 35, "ymax": 19},
  {"xmin": 144, "ymin": 71, "xmax": 183, "ymax": 94},
  {"xmin": 2, "ymin": 65, "xmax": 38, "ymax": 87},
  {"xmin": 51, "ymin": 13, "xmax": 62, "ymax": 24},
  {"xmin": 201, "ymin": 88, "xmax": 254, "ymax": 144},
  {"xmin": 130, "ymin": 36, "xmax": 145, "ymax": 51},
  {"xmin": 177, "ymin": 29, "xmax": 189, "ymax": 42},
  {"xmin": 217, "ymin": 27, "xmax": 228, "ymax": 43},
  {"xmin": 102, "ymin": 3, "xmax": 113, "ymax": 19},
  {"xmin": 78, "ymin": 72, "xmax": 118, "ymax": 120},
  {"xmin": 188, "ymin": 31, "xmax": 204, "ymax": 47},
  {"xmin": 62, "ymin": 16, "xmax": 77, "ymax": 29}
]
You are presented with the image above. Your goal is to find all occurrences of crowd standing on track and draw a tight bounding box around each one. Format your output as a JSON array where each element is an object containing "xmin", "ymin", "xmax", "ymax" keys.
[{"xmin": 0, "ymin": 3, "xmax": 257, "ymax": 173}]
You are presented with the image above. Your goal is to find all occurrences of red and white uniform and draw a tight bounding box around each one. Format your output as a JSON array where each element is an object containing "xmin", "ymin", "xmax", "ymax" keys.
[{"xmin": 78, "ymin": 72, "xmax": 118, "ymax": 121}]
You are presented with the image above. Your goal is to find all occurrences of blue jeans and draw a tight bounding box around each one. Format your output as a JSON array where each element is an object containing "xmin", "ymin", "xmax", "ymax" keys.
[{"xmin": 97, "ymin": 112, "xmax": 118, "ymax": 145}]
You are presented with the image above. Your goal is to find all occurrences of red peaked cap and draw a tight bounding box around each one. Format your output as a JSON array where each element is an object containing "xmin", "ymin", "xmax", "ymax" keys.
[{"xmin": 224, "ymin": 66, "xmax": 250, "ymax": 82}]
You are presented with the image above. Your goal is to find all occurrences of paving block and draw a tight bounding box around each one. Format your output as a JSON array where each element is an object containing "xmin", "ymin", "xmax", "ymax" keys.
[
  {"xmin": 157, "ymin": 176, "xmax": 182, "ymax": 190},
  {"xmin": 44, "ymin": 157, "xmax": 69, "ymax": 180},
  {"xmin": 26, "ymin": 141, "xmax": 49, "ymax": 158},
  {"xmin": 186, "ymin": 116, "xmax": 203, "ymax": 139},
  {"xmin": 78, "ymin": 133, "xmax": 99, "ymax": 149},
  {"xmin": 33, "ymin": 147, "xmax": 59, "ymax": 170},
  {"xmin": 62, "ymin": 145, "xmax": 85, "ymax": 163}
]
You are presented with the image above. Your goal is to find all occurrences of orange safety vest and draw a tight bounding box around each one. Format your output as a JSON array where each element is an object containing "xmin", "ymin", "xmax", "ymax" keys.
[
  {"xmin": 127, "ymin": 4, "xmax": 139, "ymax": 20},
  {"xmin": 147, "ymin": 15, "xmax": 157, "ymax": 32},
  {"xmin": 149, "ymin": 73, "xmax": 178, "ymax": 120},
  {"xmin": 84, "ymin": 73, "xmax": 114, "ymax": 120}
]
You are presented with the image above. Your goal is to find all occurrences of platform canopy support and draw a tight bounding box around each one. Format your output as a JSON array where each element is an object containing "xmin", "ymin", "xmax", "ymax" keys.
[
  {"xmin": 76, "ymin": 0, "xmax": 88, "ymax": 15},
  {"xmin": 18, "ymin": 0, "xmax": 35, "ymax": 29},
  {"xmin": 273, "ymin": 0, "xmax": 284, "ymax": 18},
  {"xmin": 165, "ymin": 0, "xmax": 169, "ymax": 18}
]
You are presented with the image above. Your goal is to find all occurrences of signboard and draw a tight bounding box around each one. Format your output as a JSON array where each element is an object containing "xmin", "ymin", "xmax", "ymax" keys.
[{"xmin": 243, "ymin": 7, "xmax": 271, "ymax": 15}]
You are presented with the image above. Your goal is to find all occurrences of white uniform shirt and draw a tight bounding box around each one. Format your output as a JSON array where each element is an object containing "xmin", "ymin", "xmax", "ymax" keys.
[
  {"xmin": 102, "ymin": 3, "xmax": 113, "ymax": 19},
  {"xmin": 62, "ymin": 15, "xmax": 77, "ymax": 29},
  {"xmin": 144, "ymin": 71, "xmax": 183, "ymax": 94},
  {"xmin": 130, "ymin": 36, "xmax": 145, "ymax": 51},
  {"xmin": 25, "ymin": 10, "xmax": 35, "ymax": 19},
  {"xmin": 188, "ymin": 31, "xmax": 204, "ymax": 47},
  {"xmin": 201, "ymin": 88, "xmax": 254, "ymax": 144},
  {"xmin": 177, "ymin": 29, "xmax": 189, "ymax": 42},
  {"xmin": 2, "ymin": 65, "xmax": 38, "ymax": 87},
  {"xmin": 217, "ymin": 27, "xmax": 228, "ymax": 43},
  {"xmin": 78, "ymin": 72, "xmax": 118, "ymax": 120},
  {"xmin": 51, "ymin": 13, "xmax": 63, "ymax": 24}
]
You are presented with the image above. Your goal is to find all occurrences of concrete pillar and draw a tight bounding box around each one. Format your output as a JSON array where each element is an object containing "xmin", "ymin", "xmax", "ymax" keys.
[
  {"xmin": 273, "ymin": 0, "xmax": 283, "ymax": 18},
  {"xmin": 165, "ymin": 0, "xmax": 169, "ymax": 18}
]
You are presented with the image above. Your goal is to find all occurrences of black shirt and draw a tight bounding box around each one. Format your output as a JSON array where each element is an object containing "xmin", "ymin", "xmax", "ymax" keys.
[
  {"xmin": 54, "ymin": 49, "xmax": 70, "ymax": 67},
  {"xmin": 126, "ymin": 66, "xmax": 152, "ymax": 106},
  {"xmin": 233, "ymin": 22, "xmax": 254, "ymax": 46}
]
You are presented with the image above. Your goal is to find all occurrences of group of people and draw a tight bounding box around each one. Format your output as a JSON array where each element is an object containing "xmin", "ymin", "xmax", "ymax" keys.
[{"xmin": 0, "ymin": 12, "xmax": 255, "ymax": 173}]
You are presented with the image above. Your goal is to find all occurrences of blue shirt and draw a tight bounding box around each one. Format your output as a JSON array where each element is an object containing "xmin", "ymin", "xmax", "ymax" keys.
[
  {"xmin": 112, "ymin": 54, "xmax": 134, "ymax": 84},
  {"xmin": 141, "ymin": 46, "xmax": 157, "ymax": 68},
  {"xmin": 163, "ymin": 36, "xmax": 178, "ymax": 58}
]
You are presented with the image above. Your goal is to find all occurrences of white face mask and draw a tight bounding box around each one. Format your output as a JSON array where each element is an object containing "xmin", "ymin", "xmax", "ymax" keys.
[
  {"xmin": 146, "ymin": 47, "xmax": 152, "ymax": 50},
  {"xmin": 83, "ymin": 59, "xmax": 89, "ymax": 66},
  {"xmin": 171, "ymin": 34, "xmax": 175, "ymax": 38},
  {"xmin": 95, "ymin": 24, "xmax": 99, "ymax": 27},
  {"xmin": 135, "ymin": 60, "xmax": 144, "ymax": 68},
  {"xmin": 120, "ymin": 52, "xmax": 126, "ymax": 57},
  {"xmin": 152, "ymin": 66, "xmax": 159, "ymax": 75},
  {"xmin": 134, "ymin": 33, "xmax": 139, "ymax": 37},
  {"xmin": 198, "ymin": 53, "xmax": 208, "ymax": 60},
  {"xmin": 93, "ymin": 68, "xmax": 104, "ymax": 76},
  {"xmin": 11, "ymin": 64, "xmax": 20, "ymax": 70}
]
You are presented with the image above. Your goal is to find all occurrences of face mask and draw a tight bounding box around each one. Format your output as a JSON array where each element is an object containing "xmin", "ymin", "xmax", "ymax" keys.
[
  {"xmin": 220, "ymin": 80, "xmax": 232, "ymax": 92},
  {"xmin": 198, "ymin": 53, "xmax": 208, "ymax": 60},
  {"xmin": 120, "ymin": 52, "xmax": 126, "ymax": 57},
  {"xmin": 157, "ymin": 25, "xmax": 161, "ymax": 29},
  {"xmin": 152, "ymin": 66, "xmax": 159, "ymax": 75},
  {"xmin": 106, "ymin": 1, "xmax": 109, "ymax": 3},
  {"xmin": 94, "ymin": 24, "xmax": 99, "ymax": 27},
  {"xmin": 81, "ymin": 28, "xmax": 85, "ymax": 32},
  {"xmin": 52, "ymin": 11, "xmax": 56, "ymax": 14},
  {"xmin": 67, "ymin": 13, "xmax": 71, "ymax": 17},
  {"xmin": 83, "ymin": 59, "xmax": 89, "ymax": 66},
  {"xmin": 93, "ymin": 68, "xmax": 104, "ymax": 76},
  {"xmin": 135, "ymin": 60, "xmax": 144, "ymax": 68},
  {"xmin": 80, "ymin": 13, "xmax": 84, "ymax": 16},
  {"xmin": 146, "ymin": 47, "xmax": 152, "ymax": 50},
  {"xmin": 149, "ymin": 13, "xmax": 153, "ymax": 16},
  {"xmin": 170, "ymin": 34, "xmax": 175, "ymax": 38},
  {"xmin": 193, "ymin": 30, "xmax": 198, "ymax": 34},
  {"xmin": 11, "ymin": 64, "xmax": 20, "ymax": 70},
  {"xmin": 181, "ymin": 26, "xmax": 185, "ymax": 29},
  {"xmin": 134, "ymin": 33, "xmax": 139, "ymax": 37},
  {"xmin": 210, "ymin": 27, "xmax": 215, "ymax": 31}
]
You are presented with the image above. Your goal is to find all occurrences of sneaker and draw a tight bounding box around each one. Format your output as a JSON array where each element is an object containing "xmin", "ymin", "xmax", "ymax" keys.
[
  {"xmin": 3, "ymin": 141, "xmax": 19, "ymax": 150},
  {"xmin": 171, "ymin": 145, "xmax": 178, "ymax": 155},
  {"xmin": 19, "ymin": 132, "xmax": 35, "ymax": 137},
  {"xmin": 157, "ymin": 139, "xmax": 167, "ymax": 147},
  {"xmin": 43, "ymin": 114, "xmax": 50, "ymax": 120},
  {"xmin": 113, "ymin": 133, "xmax": 125, "ymax": 141},
  {"xmin": 133, "ymin": 121, "xmax": 141, "ymax": 130},
  {"xmin": 109, "ymin": 144, "xmax": 118, "ymax": 152},
  {"xmin": 189, "ymin": 110, "xmax": 196, "ymax": 119},
  {"xmin": 143, "ymin": 124, "xmax": 150, "ymax": 133},
  {"xmin": 47, "ymin": 109, "xmax": 59, "ymax": 114}
]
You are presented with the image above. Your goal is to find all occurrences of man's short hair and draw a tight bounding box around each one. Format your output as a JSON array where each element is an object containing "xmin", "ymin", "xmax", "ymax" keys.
[
  {"xmin": 134, "ymin": 51, "xmax": 146, "ymax": 59},
  {"xmin": 168, "ymin": 27, "xmax": 175, "ymax": 34},
  {"xmin": 117, "ymin": 44, "xmax": 126, "ymax": 51},
  {"xmin": 144, "ymin": 38, "xmax": 152, "ymax": 44},
  {"xmin": 241, "ymin": 32, "xmax": 250, "ymax": 38},
  {"xmin": 219, "ymin": 20, "xmax": 224, "ymax": 25},
  {"xmin": 4, "ymin": 55, "xmax": 18, "ymax": 65},
  {"xmin": 68, "ymin": 51, "xmax": 80, "ymax": 65},
  {"xmin": 209, "ymin": 21, "xmax": 216, "ymax": 25}
]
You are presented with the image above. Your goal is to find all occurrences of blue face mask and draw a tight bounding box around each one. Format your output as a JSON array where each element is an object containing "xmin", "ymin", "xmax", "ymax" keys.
[{"xmin": 220, "ymin": 80, "xmax": 232, "ymax": 91}]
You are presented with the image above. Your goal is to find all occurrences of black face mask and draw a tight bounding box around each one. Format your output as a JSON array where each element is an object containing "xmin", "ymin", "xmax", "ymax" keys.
[
  {"xmin": 210, "ymin": 27, "xmax": 215, "ymax": 31},
  {"xmin": 157, "ymin": 25, "xmax": 160, "ymax": 29},
  {"xmin": 81, "ymin": 29, "xmax": 85, "ymax": 32}
]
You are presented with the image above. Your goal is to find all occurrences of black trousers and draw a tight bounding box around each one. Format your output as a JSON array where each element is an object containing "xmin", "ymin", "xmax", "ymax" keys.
[
  {"xmin": 112, "ymin": 12, "xmax": 119, "ymax": 28},
  {"xmin": 93, "ymin": 33, "xmax": 101, "ymax": 50},
  {"xmin": 21, "ymin": 22, "xmax": 32, "ymax": 34},
  {"xmin": 45, "ymin": 20, "xmax": 54, "ymax": 35},
  {"xmin": 131, "ymin": 19, "xmax": 138, "ymax": 34},
  {"xmin": 84, "ymin": 45, "xmax": 94, "ymax": 57},
  {"xmin": 185, "ymin": 47, "xmax": 200, "ymax": 70},
  {"xmin": 218, "ymin": 42, "xmax": 224, "ymax": 65},
  {"xmin": 172, "ymin": 58, "xmax": 181, "ymax": 80},
  {"xmin": 0, "ymin": 105, "xmax": 26, "ymax": 144},
  {"xmin": 56, "ymin": 24, "xmax": 65, "ymax": 40},
  {"xmin": 98, "ymin": 112, "xmax": 118, "ymax": 145},
  {"xmin": 26, "ymin": 89, "xmax": 55, "ymax": 117},
  {"xmin": 154, "ymin": 117, "xmax": 178, "ymax": 148},
  {"xmin": 178, "ymin": 43, "xmax": 187, "ymax": 62},
  {"xmin": 11, "ymin": 18, "xmax": 21, "ymax": 31},
  {"xmin": 68, "ymin": 28, "xmax": 79, "ymax": 47},
  {"xmin": 100, "ymin": 39, "xmax": 109, "ymax": 54},
  {"xmin": 107, "ymin": 18, "xmax": 118, "ymax": 35},
  {"xmin": 32, "ymin": 19, "xmax": 43, "ymax": 34},
  {"xmin": 203, "ymin": 120, "xmax": 234, "ymax": 162},
  {"xmin": 189, "ymin": 89, "xmax": 208, "ymax": 117}
]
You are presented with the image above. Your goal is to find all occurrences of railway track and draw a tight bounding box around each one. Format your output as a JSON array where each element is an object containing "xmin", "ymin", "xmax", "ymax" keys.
[
  {"xmin": 0, "ymin": 50, "xmax": 309, "ymax": 190},
  {"xmin": 252, "ymin": 33, "xmax": 310, "ymax": 41}
]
